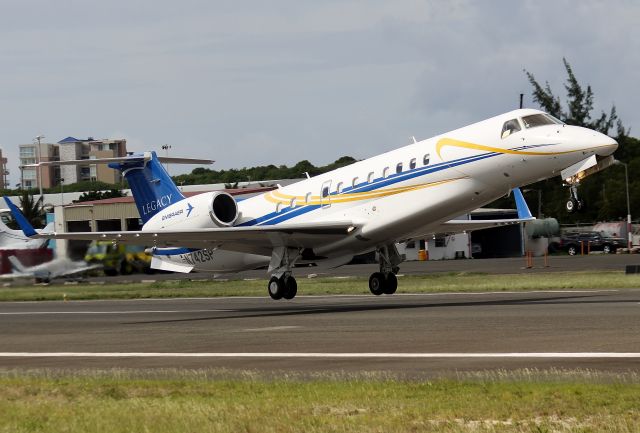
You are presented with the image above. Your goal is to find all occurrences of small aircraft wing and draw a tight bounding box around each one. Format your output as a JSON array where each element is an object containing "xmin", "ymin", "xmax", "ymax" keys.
[{"xmin": 51, "ymin": 262, "xmax": 103, "ymax": 279}]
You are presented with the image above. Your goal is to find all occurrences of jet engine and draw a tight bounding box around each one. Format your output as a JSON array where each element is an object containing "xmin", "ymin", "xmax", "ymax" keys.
[{"xmin": 208, "ymin": 192, "xmax": 239, "ymax": 227}]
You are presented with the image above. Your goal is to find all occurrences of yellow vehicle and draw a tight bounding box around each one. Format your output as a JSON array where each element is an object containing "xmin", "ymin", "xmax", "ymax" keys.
[{"xmin": 84, "ymin": 241, "xmax": 152, "ymax": 276}]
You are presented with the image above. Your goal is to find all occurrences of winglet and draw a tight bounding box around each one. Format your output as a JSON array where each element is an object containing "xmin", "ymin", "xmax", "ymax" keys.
[
  {"xmin": 3, "ymin": 197, "xmax": 37, "ymax": 237},
  {"xmin": 512, "ymin": 188, "xmax": 533, "ymax": 219}
]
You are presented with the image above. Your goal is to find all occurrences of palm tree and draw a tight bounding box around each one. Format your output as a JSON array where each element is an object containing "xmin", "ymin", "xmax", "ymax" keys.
[{"xmin": 18, "ymin": 191, "xmax": 46, "ymax": 228}]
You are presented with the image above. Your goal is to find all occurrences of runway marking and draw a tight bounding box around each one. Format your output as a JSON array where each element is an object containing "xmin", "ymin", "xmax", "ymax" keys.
[
  {"xmin": 0, "ymin": 309, "xmax": 232, "ymax": 315},
  {"xmin": 241, "ymin": 326, "xmax": 300, "ymax": 332},
  {"xmin": 0, "ymin": 352, "xmax": 638, "ymax": 359}
]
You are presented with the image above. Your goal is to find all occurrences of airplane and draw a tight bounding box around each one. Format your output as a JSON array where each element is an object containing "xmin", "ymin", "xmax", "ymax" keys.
[
  {"xmin": 0, "ymin": 218, "xmax": 53, "ymax": 249},
  {"xmin": 5, "ymin": 108, "xmax": 618, "ymax": 299},
  {"xmin": 1, "ymin": 256, "xmax": 102, "ymax": 283}
]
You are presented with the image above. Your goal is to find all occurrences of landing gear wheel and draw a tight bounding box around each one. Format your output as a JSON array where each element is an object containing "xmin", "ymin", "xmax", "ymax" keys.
[
  {"xmin": 268, "ymin": 276, "xmax": 285, "ymax": 300},
  {"xmin": 566, "ymin": 198, "xmax": 577, "ymax": 213},
  {"xmin": 369, "ymin": 272, "xmax": 386, "ymax": 296},
  {"xmin": 383, "ymin": 273, "xmax": 398, "ymax": 294},
  {"xmin": 282, "ymin": 276, "xmax": 298, "ymax": 300}
]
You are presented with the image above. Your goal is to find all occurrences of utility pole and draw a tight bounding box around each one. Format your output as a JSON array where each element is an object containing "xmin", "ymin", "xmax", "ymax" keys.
[
  {"xmin": 161, "ymin": 144, "xmax": 172, "ymax": 174},
  {"xmin": 34, "ymin": 134, "xmax": 45, "ymax": 198}
]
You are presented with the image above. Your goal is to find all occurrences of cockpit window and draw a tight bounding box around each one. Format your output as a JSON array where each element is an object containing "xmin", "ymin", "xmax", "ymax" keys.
[
  {"xmin": 521, "ymin": 113, "xmax": 563, "ymax": 129},
  {"xmin": 501, "ymin": 119, "xmax": 521, "ymax": 139}
]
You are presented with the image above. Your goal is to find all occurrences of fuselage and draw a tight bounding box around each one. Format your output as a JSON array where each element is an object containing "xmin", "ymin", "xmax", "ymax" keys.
[{"xmin": 149, "ymin": 108, "xmax": 618, "ymax": 273}]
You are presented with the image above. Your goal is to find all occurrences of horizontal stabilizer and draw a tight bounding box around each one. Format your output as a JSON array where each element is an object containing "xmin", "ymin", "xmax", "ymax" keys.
[{"xmin": 23, "ymin": 151, "xmax": 213, "ymax": 167}]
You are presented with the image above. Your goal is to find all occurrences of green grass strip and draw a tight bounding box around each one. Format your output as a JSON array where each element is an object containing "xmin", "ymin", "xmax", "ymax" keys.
[
  {"xmin": 0, "ymin": 271, "xmax": 638, "ymax": 302},
  {"xmin": 0, "ymin": 369, "xmax": 638, "ymax": 432}
]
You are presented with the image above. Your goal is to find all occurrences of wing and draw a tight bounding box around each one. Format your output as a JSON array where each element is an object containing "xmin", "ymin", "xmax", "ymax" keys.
[
  {"xmin": 53, "ymin": 263, "xmax": 103, "ymax": 279},
  {"xmin": 421, "ymin": 217, "xmax": 533, "ymax": 237},
  {"xmin": 32, "ymin": 222, "xmax": 356, "ymax": 256}
]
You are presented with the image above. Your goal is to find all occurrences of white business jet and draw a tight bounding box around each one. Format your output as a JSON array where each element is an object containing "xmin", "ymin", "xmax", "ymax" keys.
[{"xmin": 6, "ymin": 108, "xmax": 617, "ymax": 299}]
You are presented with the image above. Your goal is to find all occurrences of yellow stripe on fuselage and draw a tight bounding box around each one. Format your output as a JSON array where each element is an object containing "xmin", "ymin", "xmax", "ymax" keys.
[
  {"xmin": 264, "ymin": 177, "xmax": 465, "ymax": 207},
  {"xmin": 435, "ymin": 138, "xmax": 574, "ymax": 159}
]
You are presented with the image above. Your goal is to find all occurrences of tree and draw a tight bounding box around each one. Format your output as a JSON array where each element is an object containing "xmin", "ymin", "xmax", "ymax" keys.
[
  {"xmin": 14, "ymin": 192, "xmax": 46, "ymax": 229},
  {"xmin": 74, "ymin": 189, "xmax": 127, "ymax": 203},
  {"xmin": 525, "ymin": 58, "xmax": 627, "ymax": 137}
]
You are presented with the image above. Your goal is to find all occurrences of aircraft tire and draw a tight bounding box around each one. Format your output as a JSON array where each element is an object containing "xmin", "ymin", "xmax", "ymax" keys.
[
  {"xmin": 566, "ymin": 198, "xmax": 576, "ymax": 213},
  {"xmin": 383, "ymin": 273, "xmax": 398, "ymax": 294},
  {"xmin": 268, "ymin": 276, "xmax": 285, "ymax": 300},
  {"xmin": 369, "ymin": 272, "xmax": 386, "ymax": 296},
  {"xmin": 282, "ymin": 276, "xmax": 298, "ymax": 300}
]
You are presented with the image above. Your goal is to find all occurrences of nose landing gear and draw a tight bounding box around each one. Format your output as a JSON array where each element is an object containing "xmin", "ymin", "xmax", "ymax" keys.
[{"xmin": 566, "ymin": 183, "xmax": 585, "ymax": 214}]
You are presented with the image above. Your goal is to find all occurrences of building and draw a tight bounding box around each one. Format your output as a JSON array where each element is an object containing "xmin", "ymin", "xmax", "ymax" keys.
[
  {"xmin": 19, "ymin": 137, "xmax": 127, "ymax": 189},
  {"xmin": 19, "ymin": 141, "xmax": 58, "ymax": 189},
  {"xmin": 0, "ymin": 148, "xmax": 9, "ymax": 189}
]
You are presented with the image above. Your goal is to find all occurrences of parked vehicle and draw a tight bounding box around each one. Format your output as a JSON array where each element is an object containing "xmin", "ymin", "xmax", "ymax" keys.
[
  {"xmin": 558, "ymin": 231, "xmax": 625, "ymax": 255},
  {"xmin": 85, "ymin": 241, "xmax": 152, "ymax": 275}
]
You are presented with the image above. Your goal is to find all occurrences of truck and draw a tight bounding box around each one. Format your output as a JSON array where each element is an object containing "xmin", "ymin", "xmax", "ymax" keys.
[{"xmin": 84, "ymin": 241, "xmax": 152, "ymax": 276}]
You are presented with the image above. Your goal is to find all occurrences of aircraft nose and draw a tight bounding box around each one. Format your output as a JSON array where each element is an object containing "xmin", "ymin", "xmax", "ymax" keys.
[{"xmin": 593, "ymin": 133, "xmax": 618, "ymax": 156}]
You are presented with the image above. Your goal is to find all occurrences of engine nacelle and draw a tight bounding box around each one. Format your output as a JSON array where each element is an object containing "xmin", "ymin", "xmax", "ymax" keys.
[
  {"xmin": 208, "ymin": 192, "xmax": 238, "ymax": 226},
  {"xmin": 143, "ymin": 191, "xmax": 239, "ymax": 231}
]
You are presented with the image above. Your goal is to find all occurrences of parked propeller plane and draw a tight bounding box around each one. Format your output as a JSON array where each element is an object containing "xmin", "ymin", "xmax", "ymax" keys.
[{"xmin": 6, "ymin": 109, "xmax": 618, "ymax": 299}]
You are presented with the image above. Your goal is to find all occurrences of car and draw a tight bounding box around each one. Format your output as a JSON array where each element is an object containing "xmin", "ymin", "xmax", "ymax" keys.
[{"xmin": 558, "ymin": 231, "xmax": 625, "ymax": 255}]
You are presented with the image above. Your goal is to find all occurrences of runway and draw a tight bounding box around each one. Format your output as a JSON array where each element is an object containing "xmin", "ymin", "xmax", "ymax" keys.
[{"xmin": 1, "ymin": 289, "xmax": 639, "ymax": 375}]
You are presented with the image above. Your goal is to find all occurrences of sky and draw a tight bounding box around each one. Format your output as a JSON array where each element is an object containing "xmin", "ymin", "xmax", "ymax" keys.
[{"xmin": 1, "ymin": 0, "xmax": 638, "ymax": 185}]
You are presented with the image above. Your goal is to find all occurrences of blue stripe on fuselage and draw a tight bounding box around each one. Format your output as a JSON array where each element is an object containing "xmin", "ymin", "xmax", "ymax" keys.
[{"xmin": 237, "ymin": 150, "xmax": 499, "ymax": 227}]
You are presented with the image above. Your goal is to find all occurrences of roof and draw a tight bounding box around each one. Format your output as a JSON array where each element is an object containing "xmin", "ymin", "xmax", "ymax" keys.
[{"xmin": 58, "ymin": 136, "xmax": 81, "ymax": 144}]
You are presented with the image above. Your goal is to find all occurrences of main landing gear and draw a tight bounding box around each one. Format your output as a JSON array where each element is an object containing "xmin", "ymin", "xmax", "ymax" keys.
[
  {"xmin": 268, "ymin": 274, "xmax": 297, "ymax": 300},
  {"xmin": 368, "ymin": 244, "xmax": 403, "ymax": 296},
  {"xmin": 267, "ymin": 247, "xmax": 300, "ymax": 300},
  {"xmin": 566, "ymin": 183, "xmax": 585, "ymax": 214}
]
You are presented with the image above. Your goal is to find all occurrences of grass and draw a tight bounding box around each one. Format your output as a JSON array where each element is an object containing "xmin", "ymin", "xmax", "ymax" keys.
[
  {"xmin": 0, "ymin": 271, "xmax": 639, "ymax": 302},
  {"xmin": 0, "ymin": 369, "xmax": 638, "ymax": 432}
]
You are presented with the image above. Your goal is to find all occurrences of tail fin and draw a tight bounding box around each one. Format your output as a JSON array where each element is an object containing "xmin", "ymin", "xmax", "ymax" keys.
[
  {"xmin": 109, "ymin": 151, "xmax": 185, "ymax": 224},
  {"xmin": 3, "ymin": 197, "xmax": 37, "ymax": 237},
  {"xmin": 8, "ymin": 256, "xmax": 27, "ymax": 273}
]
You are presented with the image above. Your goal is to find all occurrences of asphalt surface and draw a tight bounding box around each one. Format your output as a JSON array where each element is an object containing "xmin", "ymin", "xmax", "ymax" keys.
[{"xmin": 1, "ymin": 289, "xmax": 639, "ymax": 376}]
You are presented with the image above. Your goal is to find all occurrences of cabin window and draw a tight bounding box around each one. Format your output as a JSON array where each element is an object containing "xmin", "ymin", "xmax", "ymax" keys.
[
  {"xmin": 367, "ymin": 172, "xmax": 375, "ymax": 183},
  {"xmin": 276, "ymin": 203, "xmax": 282, "ymax": 213},
  {"xmin": 336, "ymin": 182, "xmax": 343, "ymax": 193},
  {"xmin": 409, "ymin": 158, "xmax": 416, "ymax": 170},
  {"xmin": 396, "ymin": 162, "xmax": 403, "ymax": 174},
  {"xmin": 322, "ymin": 186, "xmax": 330, "ymax": 198},
  {"xmin": 290, "ymin": 198, "xmax": 296, "ymax": 208},
  {"xmin": 382, "ymin": 167, "xmax": 390, "ymax": 178},
  {"xmin": 522, "ymin": 113, "xmax": 559, "ymax": 129},
  {"xmin": 305, "ymin": 192, "xmax": 312, "ymax": 205},
  {"xmin": 423, "ymin": 154, "xmax": 430, "ymax": 165},
  {"xmin": 501, "ymin": 118, "xmax": 521, "ymax": 138},
  {"xmin": 352, "ymin": 177, "xmax": 359, "ymax": 188}
]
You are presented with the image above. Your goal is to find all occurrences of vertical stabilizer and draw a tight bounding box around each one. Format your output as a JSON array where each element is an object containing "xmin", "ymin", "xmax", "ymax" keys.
[{"xmin": 109, "ymin": 152, "xmax": 185, "ymax": 224}]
